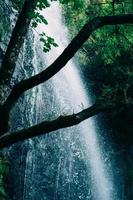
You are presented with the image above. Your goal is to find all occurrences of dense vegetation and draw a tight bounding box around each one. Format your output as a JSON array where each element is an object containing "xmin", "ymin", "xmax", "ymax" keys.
[
  {"xmin": 62, "ymin": 0, "xmax": 133, "ymax": 103},
  {"xmin": 60, "ymin": 0, "xmax": 133, "ymax": 146}
]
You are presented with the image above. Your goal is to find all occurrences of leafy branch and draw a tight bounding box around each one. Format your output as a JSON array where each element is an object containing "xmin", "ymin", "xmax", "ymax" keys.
[{"xmin": 39, "ymin": 32, "xmax": 58, "ymax": 52}]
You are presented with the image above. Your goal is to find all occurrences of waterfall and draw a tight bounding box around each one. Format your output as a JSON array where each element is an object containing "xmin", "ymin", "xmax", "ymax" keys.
[{"xmin": 6, "ymin": 2, "xmax": 120, "ymax": 200}]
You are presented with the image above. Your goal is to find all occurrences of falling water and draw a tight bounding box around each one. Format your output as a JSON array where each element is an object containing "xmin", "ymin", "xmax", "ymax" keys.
[
  {"xmin": 6, "ymin": 2, "xmax": 119, "ymax": 200},
  {"xmin": 27, "ymin": 2, "xmax": 115, "ymax": 199}
]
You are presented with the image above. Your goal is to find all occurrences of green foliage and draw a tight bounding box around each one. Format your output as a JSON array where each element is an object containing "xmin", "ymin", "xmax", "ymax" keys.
[
  {"xmin": 96, "ymin": 52, "xmax": 133, "ymax": 105},
  {"xmin": 62, "ymin": 0, "xmax": 87, "ymax": 34},
  {"xmin": 29, "ymin": 0, "xmax": 59, "ymax": 53},
  {"xmin": 84, "ymin": 1, "xmax": 133, "ymax": 65},
  {"xmin": 39, "ymin": 32, "xmax": 58, "ymax": 52},
  {"xmin": 60, "ymin": 0, "xmax": 86, "ymax": 10},
  {"xmin": 62, "ymin": 0, "xmax": 133, "ymax": 104},
  {"xmin": 11, "ymin": 0, "xmax": 54, "ymax": 53},
  {"xmin": 28, "ymin": 0, "xmax": 50, "ymax": 28},
  {"xmin": 29, "ymin": 11, "xmax": 48, "ymax": 28},
  {"xmin": 36, "ymin": 0, "xmax": 50, "ymax": 10}
]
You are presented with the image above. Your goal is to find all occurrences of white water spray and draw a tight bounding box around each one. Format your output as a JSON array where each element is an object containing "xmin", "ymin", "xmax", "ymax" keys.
[{"xmin": 31, "ymin": 2, "xmax": 115, "ymax": 200}]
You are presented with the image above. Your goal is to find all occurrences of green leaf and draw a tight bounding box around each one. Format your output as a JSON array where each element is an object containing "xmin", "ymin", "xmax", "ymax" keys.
[
  {"xmin": 52, "ymin": 42, "xmax": 58, "ymax": 47},
  {"xmin": 32, "ymin": 21, "xmax": 38, "ymax": 28}
]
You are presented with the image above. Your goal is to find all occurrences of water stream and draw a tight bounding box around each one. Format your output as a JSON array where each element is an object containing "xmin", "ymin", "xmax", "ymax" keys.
[{"xmin": 6, "ymin": 2, "xmax": 119, "ymax": 200}]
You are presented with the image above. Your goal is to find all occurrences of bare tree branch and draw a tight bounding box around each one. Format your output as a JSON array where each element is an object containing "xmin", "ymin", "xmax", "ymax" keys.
[
  {"xmin": 0, "ymin": 103, "xmax": 119, "ymax": 149},
  {"xmin": 2, "ymin": 14, "xmax": 133, "ymax": 116},
  {"xmin": 0, "ymin": 0, "xmax": 37, "ymax": 86}
]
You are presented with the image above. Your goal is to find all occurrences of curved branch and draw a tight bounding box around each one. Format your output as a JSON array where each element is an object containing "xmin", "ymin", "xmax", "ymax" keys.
[
  {"xmin": 3, "ymin": 14, "xmax": 133, "ymax": 114},
  {"xmin": 0, "ymin": 103, "xmax": 117, "ymax": 149}
]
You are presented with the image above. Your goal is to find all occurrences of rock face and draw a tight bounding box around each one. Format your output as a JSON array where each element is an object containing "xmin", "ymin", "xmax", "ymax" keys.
[
  {"xmin": 0, "ymin": 0, "xmax": 17, "ymax": 52},
  {"xmin": 0, "ymin": 157, "xmax": 9, "ymax": 200},
  {"xmin": 0, "ymin": 1, "xmax": 34, "ymax": 199}
]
